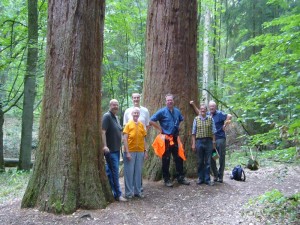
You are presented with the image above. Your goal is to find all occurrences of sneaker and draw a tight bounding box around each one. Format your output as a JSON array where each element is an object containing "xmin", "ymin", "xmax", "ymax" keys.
[
  {"xmin": 164, "ymin": 180, "xmax": 173, "ymax": 187},
  {"xmin": 134, "ymin": 193, "xmax": 144, "ymax": 198},
  {"xmin": 217, "ymin": 178, "xmax": 223, "ymax": 183},
  {"xmin": 125, "ymin": 195, "xmax": 133, "ymax": 199},
  {"xmin": 117, "ymin": 196, "xmax": 128, "ymax": 202},
  {"xmin": 178, "ymin": 178, "xmax": 190, "ymax": 185},
  {"xmin": 213, "ymin": 177, "xmax": 218, "ymax": 182},
  {"xmin": 205, "ymin": 181, "xmax": 214, "ymax": 186},
  {"xmin": 196, "ymin": 179, "xmax": 204, "ymax": 185}
]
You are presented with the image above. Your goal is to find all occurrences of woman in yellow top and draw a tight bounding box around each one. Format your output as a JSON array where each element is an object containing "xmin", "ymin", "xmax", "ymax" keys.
[{"xmin": 123, "ymin": 107, "xmax": 147, "ymax": 199}]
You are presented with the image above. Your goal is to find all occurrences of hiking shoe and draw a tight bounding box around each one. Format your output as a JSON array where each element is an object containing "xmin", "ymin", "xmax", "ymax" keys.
[
  {"xmin": 213, "ymin": 177, "xmax": 218, "ymax": 182},
  {"xmin": 134, "ymin": 193, "xmax": 145, "ymax": 198},
  {"xmin": 125, "ymin": 195, "xmax": 133, "ymax": 199},
  {"xmin": 217, "ymin": 178, "xmax": 223, "ymax": 183},
  {"xmin": 178, "ymin": 178, "xmax": 190, "ymax": 185},
  {"xmin": 164, "ymin": 180, "xmax": 173, "ymax": 187},
  {"xmin": 117, "ymin": 196, "xmax": 128, "ymax": 202},
  {"xmin": 205, "ymin": 181, "xmax": 214, "ymax": 186},
  {"xmin": 196, "ymin": 179, "xmax": 204, "ymax": 185}
]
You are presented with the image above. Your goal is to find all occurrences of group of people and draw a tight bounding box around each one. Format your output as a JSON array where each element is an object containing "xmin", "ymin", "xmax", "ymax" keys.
[{"xmin": 102, "ymin": 93, "xmax": 231, "ymax": 202}]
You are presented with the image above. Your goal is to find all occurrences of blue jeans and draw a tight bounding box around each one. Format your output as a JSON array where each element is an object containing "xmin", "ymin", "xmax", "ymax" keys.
[
  {"xmin": 104, "ymin": 151, "xmax": 122, "ymax": 199},
  {"xmin": 196, "ymin": 138, "xmax": 213, "ymax": 183},
  {"xmin": 211, "ymin": 138, "xmax": 226, "ymax": 179}
]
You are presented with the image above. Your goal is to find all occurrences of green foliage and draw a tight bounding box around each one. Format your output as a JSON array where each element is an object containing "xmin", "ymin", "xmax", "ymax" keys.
[
  {"xmin": 103, "ymin": 0, "xmax": 147, "ymax": 113},
  {"xmin": 227, "ymin": 147, "xmax": 299, "ymax": 169},
  {"xmin": 224, "ymin": 0, "xmax": 300, "ymax": 151},
  {"xmin": 244, "ymin": 189, "xmax": 300, "ymax": 224},
  {"xmin": 0, "ymin": 0, "xmax": 47, "ymax": 116},
  {"xmin": 0, "ymin": 169, "xmax": 30, "ymax": 204}
]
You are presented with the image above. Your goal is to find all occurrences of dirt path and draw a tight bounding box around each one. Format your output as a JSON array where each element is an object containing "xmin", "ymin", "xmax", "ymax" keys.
[{"xmin": 0, "ymin": 164, "xmax": 299, "ymax": 225}]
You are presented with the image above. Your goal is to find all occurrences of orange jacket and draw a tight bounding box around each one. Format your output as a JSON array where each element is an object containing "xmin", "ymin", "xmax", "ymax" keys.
[{"xmin": 152, "ymin": 134, "xmax": 186, "ymax": 161}]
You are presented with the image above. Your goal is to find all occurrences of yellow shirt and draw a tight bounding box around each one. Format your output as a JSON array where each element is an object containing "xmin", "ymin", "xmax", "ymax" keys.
[{"xmin": 123, "ymin": 120, "xmax": 147, "ymax": 152}]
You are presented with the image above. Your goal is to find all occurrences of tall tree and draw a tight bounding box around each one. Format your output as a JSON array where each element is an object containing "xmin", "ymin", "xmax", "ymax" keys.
[
  {"xmin": 143, "ymin": 0, "xmax": 199, "ymax": 180},
  {"xmin": 21, "ymin": 0, "xmax": 113, "ymax": 214},
  {"xmin": 18, "ymin": 0, "xmax": 39, "ymax": 171},
  {"xmin": 202, "ymin": 2, "xmax": 211, "ymax": 104}
]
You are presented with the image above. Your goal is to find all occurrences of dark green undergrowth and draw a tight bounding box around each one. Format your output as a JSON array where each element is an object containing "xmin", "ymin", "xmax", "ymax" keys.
[
  {"xmin": 0, "ymin": 169, "xmax": 31, "ymax": 204},
  {"xmin": 243, "ymin": 189, "xmax": 300, "ymax": 224},
  {"xmin": 226, "ymin": 147, "xmax": 299, "ymax": 170}
]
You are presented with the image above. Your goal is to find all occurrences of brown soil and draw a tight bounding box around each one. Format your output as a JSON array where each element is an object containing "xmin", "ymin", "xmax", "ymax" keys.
[{"xmin": 0, "ymin": 164, "xmax": 299, "ymax": 225}]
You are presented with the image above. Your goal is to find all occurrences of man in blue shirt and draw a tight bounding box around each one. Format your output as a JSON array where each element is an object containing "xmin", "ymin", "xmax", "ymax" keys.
[
  {"xmin": 150, "ymin": 94, "xmax": 190, "ymax": 187},
  {"xmin": 190, "ymin": 100, "xmax": 232, "ymax": 183},
  {"xmin": 208, "ymin": 101, "xmax": 232, "ymax": 183}
]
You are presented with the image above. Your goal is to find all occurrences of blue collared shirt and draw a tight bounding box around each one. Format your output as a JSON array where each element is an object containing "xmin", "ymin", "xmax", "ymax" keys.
[
  {"xmin": 192, "ymin": 115, "xmax": 217, "ymax": 135},
  {"xmin": 208, "ymin": 110, "xmax": 227, "ymax": 139},
  {"xmin": 150, "ymin": 107, "xmax": 183, "ymax": 135}
]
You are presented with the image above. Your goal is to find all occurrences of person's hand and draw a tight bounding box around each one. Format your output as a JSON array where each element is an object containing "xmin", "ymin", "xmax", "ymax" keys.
[
  {"xmin": 125, "ymin": 152, "xmax": 131, "ymax": 160},
  {"xmin": 192, "ymin": 143, "xmax": 195, "ymax": 152},
  {"xmin": 190, "ymin": 100, "xmax": 194, "ymax": 105},
  {"xmin": 144, "ymin": 151, "xmax": 148, "ymax": 160},
  {"xmin": 213, "ymin": 142, "xmax": 216, "ymax": 148},
  {"xmin": 103, "ymin": 146, "xmax": 109, "ymax": 153}
]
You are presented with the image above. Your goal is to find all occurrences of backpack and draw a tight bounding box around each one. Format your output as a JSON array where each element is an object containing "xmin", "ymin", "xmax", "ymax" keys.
[{"xmin": 230, "ymin": 165, "xmax": 246, "ymax": 181}]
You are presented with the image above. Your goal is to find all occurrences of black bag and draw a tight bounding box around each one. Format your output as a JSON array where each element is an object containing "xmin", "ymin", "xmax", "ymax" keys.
[{"xmin": 230, "ymin": 165, "xmax": 246, "ymax": 181}]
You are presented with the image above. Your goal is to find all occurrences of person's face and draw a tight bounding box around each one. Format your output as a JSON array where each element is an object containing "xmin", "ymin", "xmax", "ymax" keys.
[
  {"xmin": 131, "ymin": 110, "xmax": 140, "ymax": 122},
  {"xmin": 110, "ymin": 101, "xmax": 119, "ymax": 114},
  {"xmin": 200, "ymin": 105, "xmax": 207, "ymax": 116},
  {"xmin": 132, "ymin": 94, "xmax": 141, "ymax": 106},
  {"xmin": 165, "ymin": 96, "xmax": 174, "ymax": 108},
  {"xmin": 209, "ymin": 103, "xmax": 217, "ymax": 114}
]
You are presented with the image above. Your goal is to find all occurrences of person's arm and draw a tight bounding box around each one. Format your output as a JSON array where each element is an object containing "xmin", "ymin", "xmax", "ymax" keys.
[
  {"xmin": 101, "ymin": 129, "xmax": 109, "ymax": 153},
  {"xmin": 143, "ymin": 137, "xmax": 148, "ymax": 159},
  {"xmin": 191, "ymin": 118, "xmax": 197, "ymax": 151},
  {"xmin": 123, "ymin": 133, "xmax": 131, "ymax": 160},
  {"xmin": 211, "ymin": 119, "xmax": 217, "ymax": 149},
  {"xmin": 223, "ymin": 113, "xmax": 232, "ymax": 130},
  {"xmin": 149, "ymin": 121, "xmax": 162, "ymax": 133},
  {"xmin": 192, "ymin": 134, "xmax": 196, "ymax": 152},
  {"xmin": 189, "ymin": 100, "xmax": 200, "ymax": 115}
]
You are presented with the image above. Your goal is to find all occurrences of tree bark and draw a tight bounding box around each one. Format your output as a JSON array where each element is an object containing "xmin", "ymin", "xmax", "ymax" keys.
[
  {"xmin": 18, "ymin": 0, "xmax": 39, "ymax": 171},
  {"xmin": 202, "ymin": 4, "xmax": 211, "ymax": 105},
  {"xmin": 143, "ymin": 0, "xmax": 198, "ymax": 180},
  {"xmin": 21, "ymin": 0, "xmax": 113, "ymax": 214}
]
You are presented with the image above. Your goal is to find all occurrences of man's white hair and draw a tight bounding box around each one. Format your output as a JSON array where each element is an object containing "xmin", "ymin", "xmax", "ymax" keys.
[{"xmin": 208, "ymin": 100, "xmax": 217, "ymax": 106}]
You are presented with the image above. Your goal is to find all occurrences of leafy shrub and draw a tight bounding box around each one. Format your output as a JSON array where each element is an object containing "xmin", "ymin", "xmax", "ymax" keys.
[{"xmin": 243, "ymin": 189, "xmax": 300, "ymax": 224}]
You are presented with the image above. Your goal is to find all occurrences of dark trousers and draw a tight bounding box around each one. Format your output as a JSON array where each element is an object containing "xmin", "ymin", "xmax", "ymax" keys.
[
  {"xmin": 196, "ymin": 138, "xmax": 213, "ymax": 183},
  {"xmin": 211, "ymin": 138, "xmax": 226, "ymax": 179},
  {"xmin": 162, "ymin": 139, "xmax": 184, "ymax": 182}
]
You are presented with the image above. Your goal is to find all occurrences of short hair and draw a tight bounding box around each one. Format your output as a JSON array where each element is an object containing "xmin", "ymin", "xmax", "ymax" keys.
[
  {"xmin": 131, "ymin": 107, "xmax": 140, "ymax": 114},
  {"xmin": 165, "ymin": 93, "xmax": 174, "ymax": 99},
  {"xmin": 132, "ymin": 93, "xmax": 141, "ymax": 98},
  {"xmin": 110, "ymin": 99, "xmax": 118, "ymax": 105},
  {"xmin": 209, "ymin": 100, "xmax": 217, "ymax": 106},
  {"xmin": 199, "ymin": 103, "xmax": 208, "ymax": 110}
]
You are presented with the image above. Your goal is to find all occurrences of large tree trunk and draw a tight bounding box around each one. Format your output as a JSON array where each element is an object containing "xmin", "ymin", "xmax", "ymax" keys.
[
  {"xmin": 202, "ymin": 4, "xmax": 211, "ymax": 105},
  {"xmin": 143, "ymin": 0, "xmax": 198, "ymax": 180},
  {"xmin": 18, "ymin": 0, "xmax": 39, "ymax": 171},
  {"xmin": 21, "ymin": 0, "xmax": 113, "ymax": 214}
]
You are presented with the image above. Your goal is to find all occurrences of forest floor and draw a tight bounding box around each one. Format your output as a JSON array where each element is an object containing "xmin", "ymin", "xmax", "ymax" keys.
[{"xmin": 0, "ymin": 164, "xmax": 299, "ymax": 225}]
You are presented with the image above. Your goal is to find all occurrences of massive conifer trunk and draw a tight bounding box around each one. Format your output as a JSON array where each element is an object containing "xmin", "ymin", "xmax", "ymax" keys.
[
  {"xmin": 143, "ymin": 0, "xmax": 198, "ymax": 180},
  {"xmin": 18, "ymin": 0, "xmax": 39, "ymax": 171},
  {"xmin": 21, "ymin": 0, "xmax": 113, "ymax": 214}
]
